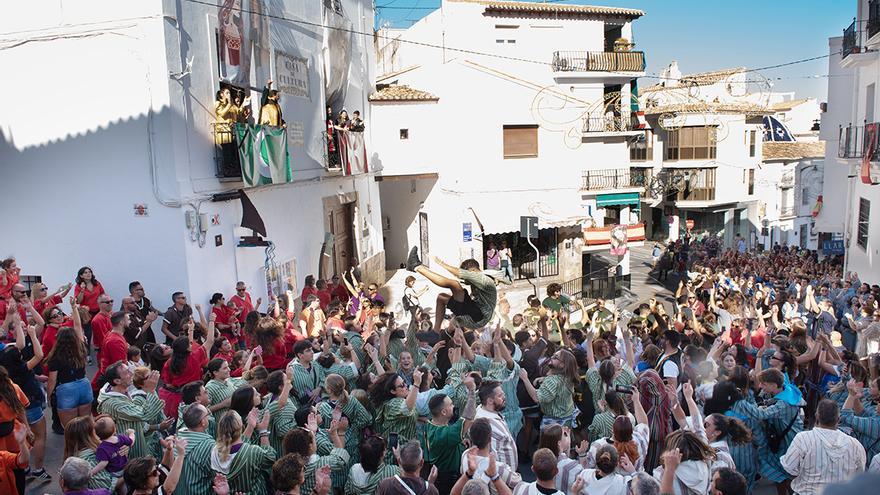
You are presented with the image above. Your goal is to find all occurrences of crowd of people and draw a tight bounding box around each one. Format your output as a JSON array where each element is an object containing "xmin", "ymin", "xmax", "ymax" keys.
[{"xmin": 0, "ymin": 235, "xmax": 879, "ymax": 495}]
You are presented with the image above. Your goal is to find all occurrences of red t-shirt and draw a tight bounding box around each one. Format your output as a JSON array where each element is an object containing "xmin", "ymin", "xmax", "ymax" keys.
[
  {"xmin": 0, "ymin": 271, "xmax": 19, "ymax": 301},
  {"xmin": 33, "ymin": 295, "xmax": 62, "ymax": 317},
  {"xmin": 316, "ymin": 290, "xmax": 331, "ymax": 310},
  {"xmin": 91, "ymin": 312, "xmax": 112, "ymax": 350},
  {"xmin": 261, "ymin": 339, "xmax": 291, "ymax": 371},
  {"xmin": 212, "ymin": 306, "xmax": 239, "ymax": 345},
  {"xmin": 75, "ymin": 281, "xmax": 105, "ymax": 314},
  {"xmin": 0, "ymin": 450, "xmax": 26, "ymax": 495},
  {"xmin": 161, "ymin": 345, "xmax": 208, "ymax": 387},
  {"xmin": 229, "ymin": 293, "xmax": 254, "ymax": 324},
  {"xmin": 332, "ymin": 283, "xmax": 349, "ymax": 304},
  {"xmin": 92, "ymin": 331, "xmax": 128, "ymax": 389},
  {"xmin": 301, "ymin": 286, "xmax": 318, "ymax": 303},
  {"xmin": 0, "ymin": 299, "xmax": 27, "ymax": 328}
]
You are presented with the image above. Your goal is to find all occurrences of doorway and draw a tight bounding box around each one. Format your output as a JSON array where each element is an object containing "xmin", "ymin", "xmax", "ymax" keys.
[
  {"xmin": 419, "ymin": 212, "xmax": 430, "ymax": 268},
  {"xmin": 327, "ymin": 202, "xmax": 356, "ymax": 278}
]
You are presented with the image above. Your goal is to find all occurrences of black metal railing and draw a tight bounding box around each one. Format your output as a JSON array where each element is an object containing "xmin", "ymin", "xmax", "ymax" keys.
[
  {"xmin": 839, "ymin": 124, "xmax": 867, "ymax": 158},
  {"xmin": 515, "ymin": 252, "xmax": 559, "ymax": 279},
  {"xmin": 561, "ymin": 273, "xmax": 632, "ymax": 301},
  {"xmin": 581, "ymin": 169, "xmax": 648, "ymax": 191},
  {"xmin": 582, "ymin": 114, "xmax": 634, "ymax": 133},
  {"xmin": 552, "ymin": 51, "xmax": 646, "ymax": 72},
  {"xmin": 843, "ymin": 20, "xmax": 862, "ymax": 58},
  {"xmin": 211, "ymin": 123, "xmax": 243, "ymax": 179},
  {"xmin": 870, "ymin": 0, "xmax": 880, "ymax": 39},
  {"xmin": 780, "ymin": 206, "xmax": 796, "ymax": 218}
]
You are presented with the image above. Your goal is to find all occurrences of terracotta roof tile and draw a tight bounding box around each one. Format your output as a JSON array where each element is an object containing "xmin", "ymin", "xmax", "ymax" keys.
[
  {"xmin": 451, "ymin": 0, "xmax": 644, "ymax": 18},
  {"xmin": 770, "ymin": 98, "xmax": 812, "ymax": 111},
  {"xmin": 369, "ymin": 85, "xmax": 439, "ymax": 102},
  {"xmin": 762, "ymin": 141, "xmax": 826, "ymax": 161},
  {"xmin": 643, "ymin": 101, "xmax": 769, "ymax": 116}
]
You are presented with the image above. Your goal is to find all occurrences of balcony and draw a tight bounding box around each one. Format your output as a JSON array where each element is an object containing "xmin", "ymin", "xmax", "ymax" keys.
[
  {"xmin": 552, "ymin": 51, "xmax": 646, "ymax": 74},
  {"xmin": 581, "ymin": 169, "xmax": 647, "ymax": 192},
  {"xmin": 780, "ymin": 172, "xmax": 794, "ymax": 188},
  {"xmin": 664, "ymin": 168, "xmax": 716, "ymax": 202},
  {"xmin": 870, "ymin": 0, "xmax": 880, "ymax": 42},
  {"xmin": 211, "ymin": 123, "xmax": 243, "ymax": 180},
  {"xmin": 841, "ymin": 20, "xmax": 875, "ymax": 67},
  {"xmin": 780, "ymin": 206, "xmax": 796, "ymax": 218},
  {"xmin": 838, "ymin": 123, "xmax": 880, "ymax": 159},
  {"xmin": 582, "ymin": 223, "xmax": 646, "ymax": 253}
]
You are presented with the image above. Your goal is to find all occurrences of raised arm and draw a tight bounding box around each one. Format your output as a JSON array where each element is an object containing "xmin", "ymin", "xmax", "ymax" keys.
[
  {"xmin": 405, "ymin": 369, "xmax": 423, "ymax": 412},
  {"xmin": 202, "ymin": 311, "xmax": 217, "ymax": 355},
  {"xmin": 631, "ymin": 387, "xmax": 649, "ymax": 426},
  {"xmin": 25, "ymin": 325, "xmax": 43, "ymax": 370},
  {"xmin": 433, "ymin": 257, "xmax": 462, "ymax": 278},
  {"xmin": 70, "ymin": 297, "xmax": 85, "ymax": 344}
]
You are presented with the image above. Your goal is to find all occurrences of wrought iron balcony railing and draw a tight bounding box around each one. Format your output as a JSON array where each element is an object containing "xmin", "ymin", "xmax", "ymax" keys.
[
  {"xmin": 581, "ymin": 169, "xmax": 647, "ymax": 191},
  {"xmin": 552, "ymin": 51, "xmax": 646, "ymax": 72}
]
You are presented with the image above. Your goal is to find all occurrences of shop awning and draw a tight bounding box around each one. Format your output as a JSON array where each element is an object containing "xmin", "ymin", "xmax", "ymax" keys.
[{"xmin": 596, "ymin": 192, "xmax": 640, "ymax": 207}]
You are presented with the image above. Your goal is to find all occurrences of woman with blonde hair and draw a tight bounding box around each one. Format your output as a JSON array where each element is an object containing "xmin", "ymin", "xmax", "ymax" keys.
[
  {"xmin": 652, "ymin": 430, "xmax": 718, "ymax": 495},
  {"xmin": 30, "ymin": 281, "xmax": 71, "ymax": 316},
  {"xmin": 63, "ymin": 415, "xmax": 112, "ymax": 490},
  {"xmin": 210, "ymin": 410, "xmax": 275, "ymax": 495}
]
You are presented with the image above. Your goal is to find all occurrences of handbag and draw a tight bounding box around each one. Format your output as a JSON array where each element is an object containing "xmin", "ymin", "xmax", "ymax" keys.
[{"xmin": 765, "ymin": 407, "xmax": 800, "ymax": 453}]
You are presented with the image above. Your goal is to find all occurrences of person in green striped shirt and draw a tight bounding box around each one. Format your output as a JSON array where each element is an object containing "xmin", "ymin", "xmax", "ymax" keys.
[
  {"xmin": 369, "ymin": 369, "xmax": 424, "ymax": 463},
  {"xmin": 282, "ymin": 415, "xmax": 350, "ymax": 495},
  {"xmin": 174, "ymin": 403, "xmax": 216, "ymax": 495},
  {"xmin": 319, "ymin": 373, "xmax": 373, "ymax": 458},
  {"xmin": 205, "ymin": 358, "xmax": 238, "ymax": 424},
  {"xmin": 263, "ymin": 369, "xmax": 297, "ymax": 457},
  {"xmin": 287, "ymin": 340, "xmax": 325, "ymax": 405},
  {"xmin": 520, "ymin": 348, "xmax": 580, "ymax": 428},
  {"xmin": 269, "ymin": 453, "xmax": 332, "ymax": 495},
  {"xmin": 346, "ymin": 436, "xmax": 401, "ymax": 495},
  {"xmin": 96, "ymin": 362, "xmax": 165, "ymax": 459},
  {"xmin": 176, "ymin": 381, "xmax": 217, "ymax": 437},
  {"xmin": 210, "ymin": 410, "xmax": 276, "ymax": 495}
]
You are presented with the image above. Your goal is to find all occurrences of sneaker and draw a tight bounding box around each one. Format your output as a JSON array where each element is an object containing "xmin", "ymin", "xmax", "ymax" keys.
[
  {"xmin": 28, "ymin": 468, "xmax": 52, "ymax": 483},
  {"xmin": 406, "ymin": 246, "xmax": 422, "ymax": 272}
]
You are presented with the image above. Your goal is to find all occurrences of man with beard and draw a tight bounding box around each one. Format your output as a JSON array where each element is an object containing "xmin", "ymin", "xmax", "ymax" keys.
[{"xmin": 474, "ymin": 380, "xmax": 518, "ymax": 470}]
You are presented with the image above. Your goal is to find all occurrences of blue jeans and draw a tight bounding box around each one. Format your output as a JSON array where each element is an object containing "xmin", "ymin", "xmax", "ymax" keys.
[{"xmin": 56, "ymin": 378, "xmax": 93, "ymax": 410}]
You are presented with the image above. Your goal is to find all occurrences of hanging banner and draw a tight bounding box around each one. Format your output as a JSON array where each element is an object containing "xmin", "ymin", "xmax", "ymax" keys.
[
  {"xmin": 235, "ymin": 124, "xmax": 292, "ymax": 187},
  {"xmin": 338, "ymin": 130, "xmax": 368, "ymax": 175},
  {"xmin": 862, "ymin": 123, "xmax": 879, "ymax": 185},
  {"xmin": 275, "ymin": 51, "xmax": 310, "ymax": 99},
  {"xmin": 609, "ymin": 224, "xmax": 629, "ymax": 256},
  {"xmin": 217, "ymin": 0, "xmax": 270, "ymax": 88}
]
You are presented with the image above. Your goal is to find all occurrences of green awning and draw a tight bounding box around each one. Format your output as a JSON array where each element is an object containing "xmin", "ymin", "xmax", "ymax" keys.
[{"xmin": 596, "ymin": 192, "xmax": 641, "ymax": 207}]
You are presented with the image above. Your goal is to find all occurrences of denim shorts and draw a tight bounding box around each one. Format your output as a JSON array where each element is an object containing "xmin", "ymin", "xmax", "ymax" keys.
[
  {"xmin": 26, "ymin": 405, "xmax": 44, "ymax": 425},
  {"xmin": 56, "ymin": 378, "xmax": 94, "ymax": 410}
]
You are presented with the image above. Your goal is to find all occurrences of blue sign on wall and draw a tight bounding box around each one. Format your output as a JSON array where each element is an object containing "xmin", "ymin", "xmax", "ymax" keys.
[
  {"xmin": 822, "ymin": 240, "xmax": 845, "ymax": 255},
  {"xmin": 463, "ymin": 222, "xmax": 472, "ymax": 242}
]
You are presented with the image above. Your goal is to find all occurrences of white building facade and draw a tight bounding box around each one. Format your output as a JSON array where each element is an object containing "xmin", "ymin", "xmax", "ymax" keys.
[
  {"xmin": 0, "ymin": 0, "xmax": 385, "ymax": 322},
  {"xmin": 372, "ymin": 0, "xmax": 648, "ymax": 294},
  {"xmin": 816, "ymin": 0, "xmax": 880, "ymax": 284},
  {"xmin": 635, "ymin": 67, "xmax": 765, "ymax": 248}
]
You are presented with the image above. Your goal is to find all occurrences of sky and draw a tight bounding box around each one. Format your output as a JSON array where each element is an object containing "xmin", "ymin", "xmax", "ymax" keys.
[{"xmin": 375, "ymin": 0, "xmax": 857, "ymax": 100}]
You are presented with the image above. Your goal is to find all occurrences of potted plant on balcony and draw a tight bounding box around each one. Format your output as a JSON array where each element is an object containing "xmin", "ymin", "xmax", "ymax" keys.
[{"xmin": 613, "ymin": 37, "xmax": 634, "ymax": 52}]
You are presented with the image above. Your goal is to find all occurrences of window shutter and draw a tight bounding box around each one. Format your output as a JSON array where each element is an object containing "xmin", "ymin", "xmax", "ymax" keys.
[{"xmin": 503, "ymin": 125, "xmax": 538, "ymax": 158}]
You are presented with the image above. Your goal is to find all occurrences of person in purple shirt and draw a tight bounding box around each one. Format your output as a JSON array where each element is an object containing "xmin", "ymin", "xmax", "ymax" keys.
[
  {"xmin": 90, "ymin": 416, "xmax": 135, "ymax": 480},
  {"xmin": 60, "ymin": 457, "xmax": 111, "ymax": 495}
]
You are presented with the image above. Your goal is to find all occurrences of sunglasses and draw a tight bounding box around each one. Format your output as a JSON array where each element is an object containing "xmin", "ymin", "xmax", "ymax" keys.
[
  {"xmin": 101, "ymin": 300, "xmax": 114, "ymax": 304},
  {"xmin": 39, "ymin": 287, "xmax": 48, "ymax": 292},
  {"xmin": 236, "ymin": 288, "xmax": 246, "ymax": 292}
]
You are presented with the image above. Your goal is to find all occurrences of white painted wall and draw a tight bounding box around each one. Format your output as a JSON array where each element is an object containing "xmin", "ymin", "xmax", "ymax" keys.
[
  {"xmin": 372, "ymin": 2, "xmax": 643, "ymax": 272},
  {"xmin": 0, "ymin": 0, "xmax": 385, "ymax": 329}
]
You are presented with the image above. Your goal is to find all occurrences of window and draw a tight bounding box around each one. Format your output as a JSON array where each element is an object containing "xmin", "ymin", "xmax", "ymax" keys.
[
  {"xmin": 748, "ymin": 169, "xmax": 755, "ymax": 195},
  {"xmin": 503, "ymin": 125, "xmax": 538, "ymax": 158},
  {"xmin": 665, "ymin": 127, "xmax": 717, "ymax": 160},
  {"xmin": 630, "ymin": 130, "xmax": 654, "ymax": 161},
  {"xmin": 858, "ymin": 197, "xmax": 870, "ymax": 248},
  {"xmin": 749, "ymin": 130, "xmax": 756, "ymax": 157},
  {"xmin": 801, "ymin": 187, "xmax": 810, "ymax": 205},
  {"xmin": 867, "ymin": 83, "xmax": 876, "ymax": 123},
  {"xmin": 399, "ymin": 129, "xmax": 409, "ymax": 140}
]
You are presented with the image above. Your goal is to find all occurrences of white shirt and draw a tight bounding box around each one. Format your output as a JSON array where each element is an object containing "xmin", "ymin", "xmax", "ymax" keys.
[{"xmin": 780, "ymin": 427, "xmax": 866, "ymax": 495}]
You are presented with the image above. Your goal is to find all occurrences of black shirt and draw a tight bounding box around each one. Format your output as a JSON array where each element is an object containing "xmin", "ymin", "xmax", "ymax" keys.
[{"xmin": 48, "ymin": 356, "xmax": 86, "ymax": 384}]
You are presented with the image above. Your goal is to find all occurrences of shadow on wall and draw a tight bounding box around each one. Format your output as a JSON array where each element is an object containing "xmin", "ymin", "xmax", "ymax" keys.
[{"xmin": 376, "ymin": 173, "xmax": 438, "ymax": 269}]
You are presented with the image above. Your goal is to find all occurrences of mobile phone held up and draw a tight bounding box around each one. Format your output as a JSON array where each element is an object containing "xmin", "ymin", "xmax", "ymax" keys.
[
  {"xmin": 614, "ymin": 385, "xmax": 634, "ymax": 395},
  {"xmin": 388, "ymin": 432, "xmax": 399, "ymax": 450}
]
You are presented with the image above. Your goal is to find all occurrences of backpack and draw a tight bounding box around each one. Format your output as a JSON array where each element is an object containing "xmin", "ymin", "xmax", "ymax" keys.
[{"xmin": 402, "ymin": 293, "xmax": 414, "ymax": 312}]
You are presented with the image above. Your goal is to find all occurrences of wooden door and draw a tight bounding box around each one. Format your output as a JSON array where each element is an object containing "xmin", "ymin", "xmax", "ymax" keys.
[{"xmin": 330, "ymin": 204, "xmax": 355, "ymax": 276}]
